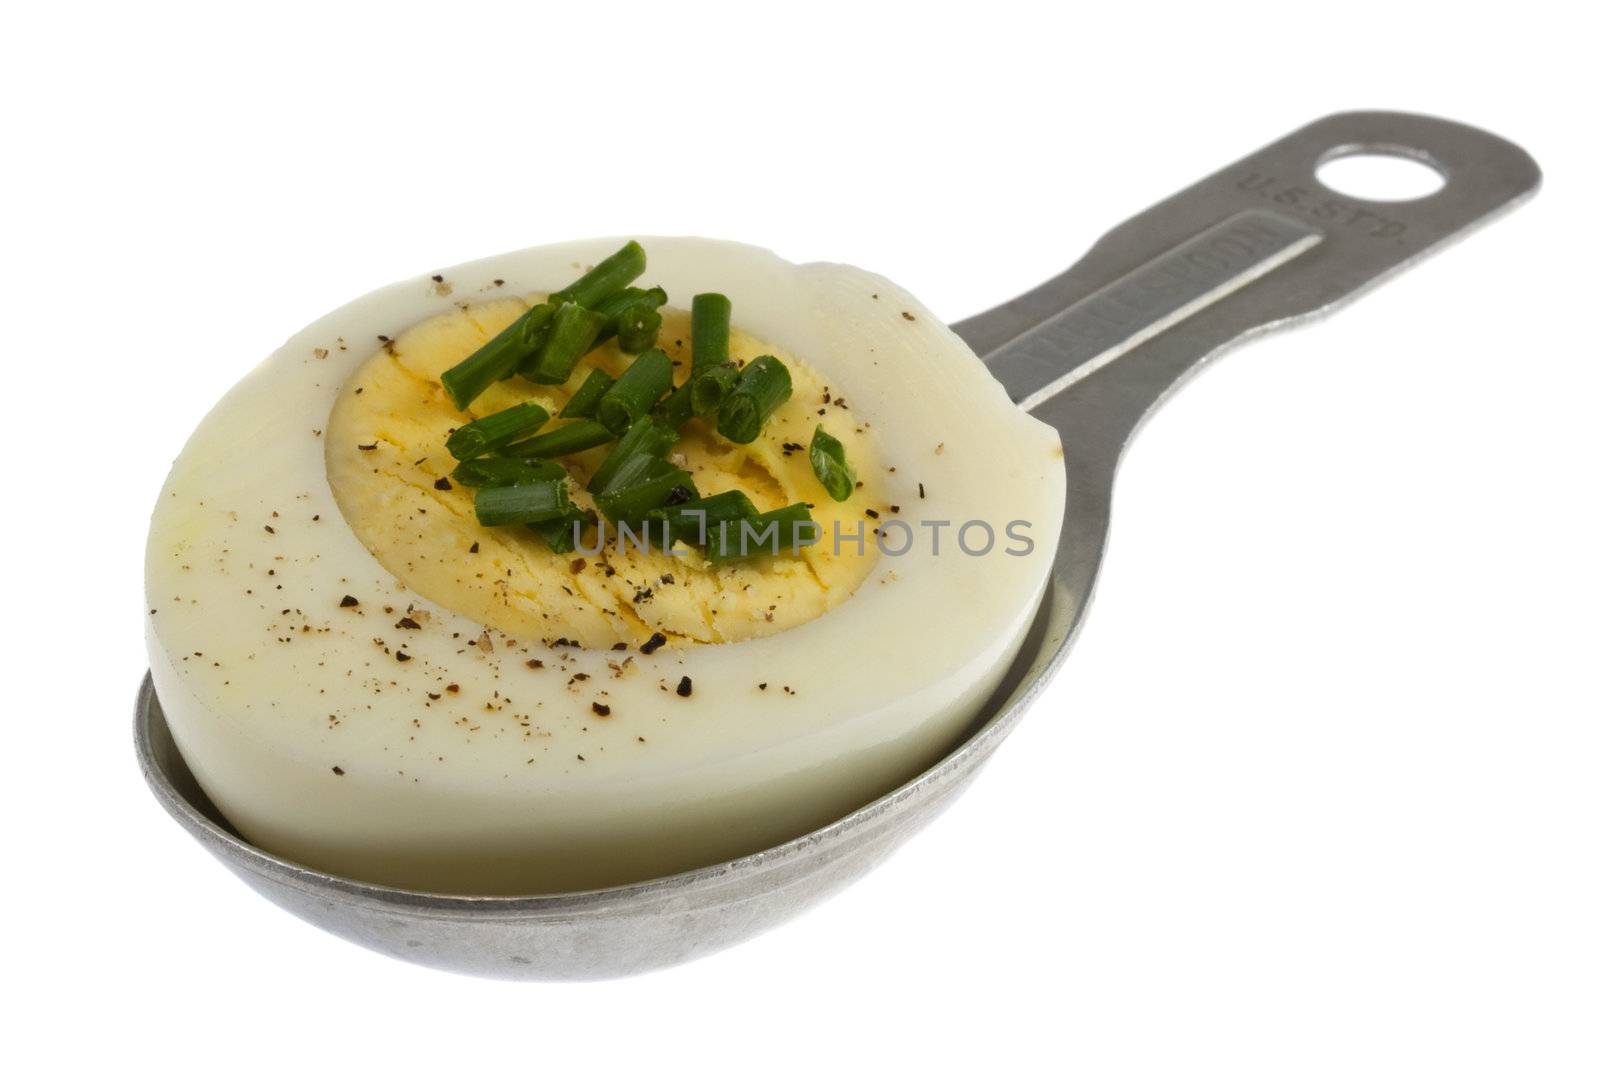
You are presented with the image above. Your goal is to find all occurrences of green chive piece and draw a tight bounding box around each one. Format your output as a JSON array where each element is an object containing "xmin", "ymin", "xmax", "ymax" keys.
[
  {"xmin": 593, "ymin": 285, "xmax": 665, "ymax": 318},
  {"xmin": 450, "ymin": 456, "xmax": 567, "ymax": 488},
  {"xmin": 690, "ymin": 362, "xmax": 739, "ymax": 416},
  {"xmin": 648, "ymin": 489, "xmax": 759, "ymax": 546},
  {"xmin": 550, "ymin": 240, "xmax": 647, "ymax": 309},
  {"xmin": 533, "ymin": 506, "xmax": 591, "ymax": 554},
  {"xmin": 704, "ymin": 503, "xmax": 819, "ymax": 564},
  {"xmin": 502, "ymin": 422, "xmax": 614, "ymax": 460},
  {"xmin": 524, "ymin": 301, "xmax": 607, "ymax": 384},
  {"xmin": 716, "ymin": 355, "xmax": 792, "ymax": 444},
  {"xmin": 474, "ymin": 479, "xmax": 571, "ymax": 527},
  {"xmin": 597, "ymin": 348, "xmax": 674, "ymax": 435},
  {"xmin": 616, "ymin": 304, "xmax": 663, "ymax": 354},
  {"xmin": 445, "ymin": 401, "xmax": 551, "ymax": 461},
  {"xmin": 690, "ymin": 292, "xmax": 731, "ymax": 379},
  {"xmin": 654, "ymin": 383, "xmax": 695, "ymax": 429},
  {"xmin": 499, "ymin": 420, "xmax": 614, "ymax": 459},
  {"xmin": 593, "ymin": 286, "xmax": 668, "ymax": 343},
  {"xmin": 587, "ymin": 416, "xmax": 678, "ymax": 495},
  {"xmin": 595, "ymin": 461, "xmax": 698, "ymax": 526},
  {"xmin": 440, "ymin": 303, "xmax": 555, "ymax": 409},
  {"xmin": 808, "ymin": 425, "xmax": 855, "ymax": 501},
  {"xmin": 560, "ymin": 368, "xmax": 614, "ymax": 419}
]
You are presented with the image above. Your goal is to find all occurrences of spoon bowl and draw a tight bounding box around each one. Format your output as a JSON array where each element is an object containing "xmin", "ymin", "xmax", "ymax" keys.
[{"xmin": 136, "ymin": 112, "xmax": 1540, "ymax": 979}]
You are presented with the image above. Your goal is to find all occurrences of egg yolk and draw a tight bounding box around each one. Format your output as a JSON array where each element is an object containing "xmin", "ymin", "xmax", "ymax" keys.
[{"xmin": 325, "ymin": 298, "xmax": 887, "ymax": 646}]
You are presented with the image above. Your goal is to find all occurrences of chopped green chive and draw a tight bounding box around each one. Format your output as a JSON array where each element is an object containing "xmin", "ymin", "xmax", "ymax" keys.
[
  {"xmin": 593, "ymin": 286, "xmax": 667, "ymax": 343},
  {"xmin": 451, "ymin": 456, "xmax": 567, "ymax": 488},
  {"xmin": 808, "ymin": 424, "xmax": 855, "ymax": 501},
  {"xmin": 445, "ymin": 401, "xmax": 551, "ymax": 461},
  {"xmin": 597, "ymin": 348, "xmax": 674, "ymax": 435},
  {"xmin": 716, "ymin": 355, "xmax": 792, "ymax": 444},
  {"xmin": 690, "ymin": 292, "xmax": 731, "ymax": 379},
  {"xmin": 473, "ymin": 479, "xmax": 571, "ymax": 526},
  {"xmin": 550, "ymin": 240, "xmax": 647, "ymax": 309},
  {"xmin": 654, "ymin": 383, "xmax": 695, "ymax": 429},
  {"xmin": 598, "ymin": 285, "xmax": 667, "ymax": 314},
  {"xmin": 587, "ymin": 416, "xmax": 678, "ymax": 495},
  {"xmin": 499, "ymin": 419, "xmax": 614, "ymax": 459},
  {"xmin": 704, "ymin": 503, "xmax": 819, "ymax": 564},
  {"xmin": 524, "ymin": 301, "xmax": 606, "ymax": 384},
  {"xmin": 595, "ymin": 461, "xmax": 697, "ymax": 526},
  {"xmin": 440, "ymin": 303, "xmax": 555, "ymax": 409},
  {"xmin": 532, "ymin": 506, "xmax": 592, "ymax": 553},
  {"xmin": 648, "ymin": 489, "xmax": 760, "ymax": 546},
  {"xmin": 690, "ymin": 361, "xmax": 739, "ymax": 416},
  {"xmin": 432, "ymin": 244, "xmax": 827, "ymax": 558},
  {"xmin": 559, "ymin": 368, "xmax": 614, "ymax": 419},
  {"xmin": 616, "ymin": 303, "xmax": 663, "ymax": 354}
]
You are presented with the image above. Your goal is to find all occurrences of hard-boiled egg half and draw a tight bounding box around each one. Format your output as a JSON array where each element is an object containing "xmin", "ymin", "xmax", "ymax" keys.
[{"xmin": 145, "ymin": 238, "xmax": 1065, "ymax": 894}]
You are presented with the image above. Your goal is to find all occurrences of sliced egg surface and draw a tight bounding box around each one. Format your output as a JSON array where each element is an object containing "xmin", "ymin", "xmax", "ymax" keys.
[{"xmin": 145, "ymin": 237, "xmax": 1066, "ymax": 894}]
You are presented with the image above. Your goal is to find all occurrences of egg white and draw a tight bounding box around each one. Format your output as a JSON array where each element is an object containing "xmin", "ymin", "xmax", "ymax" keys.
[{"xmin": 145, "ymin": 237, "xmax": 1066, "ymax": 893}]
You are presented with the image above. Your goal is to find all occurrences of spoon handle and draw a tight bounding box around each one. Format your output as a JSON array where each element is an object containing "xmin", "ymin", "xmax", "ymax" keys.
[
  {"xmin": 949, "ymin": 112, "xmax": 1538, "ymax": 670},
  {"xmin": 956, "ymin": 111, "xmax": 1538, "ymax": 457}
]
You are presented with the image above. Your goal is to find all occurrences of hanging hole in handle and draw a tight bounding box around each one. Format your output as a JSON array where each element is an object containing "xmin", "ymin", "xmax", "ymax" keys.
[{"xmin": 1315, "ymin": 143, "xmax": 1448, "ymax": 202}]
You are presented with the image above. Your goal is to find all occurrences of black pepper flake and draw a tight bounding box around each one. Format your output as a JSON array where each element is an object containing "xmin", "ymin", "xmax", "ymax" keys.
[
  {"xmin": 525, "ymin": 659, "xmax": 543, "ymax": 669},
  {"xmin": 469, "ymin": 542, "xmax": 480, "ymax": 554},
  {"xmin": 570, "ymin": 558, "xmax": 587, "ymax": 574},
  {"xmin": 591, "ymin": 702, "xmax": 611, "ymax": 717},
  {"xmin": 611, "ymin": 642, "xmax": 628, "ymax": 651},
  {"xmin": 339, "ymin": 595, "xmax": 360, "ymax": 608},
  {"xmin": 659, "ymin": 574, "xmax": 674, "ymax": 585},
  {"xmin": 639, "ymin": 632, "xmax": 667, "ymax": 655},
  {"xmin": 865, "ymin": 508, "xmax": 879, "ymax": 519},
  {"xmin": 431, "ymin": 274, "xmax": 444, "ymax": 283},
  {"xmin": 264, "ymin": 525, "xmax": 275, "ymax": 534},
  {"xmin": 378, "ymin": 335, "xmax": 391, "ymax": 343},
  {"xmin": 394, "ymin": 651, "xmax": 412, "ymax": 662},
  {"xmin": 332, "ymin": 766, "xmax": 345, "ymax": 776},
  {"xmin": 446, "ymin": 683, "xmax": 460, "ymax": 693},
  {"xmin": 358, "ymin": 442, "xmax": 378, "ymax": 451},
  {"xmin": 395, "ymin": 617, "xmax": 421, "ymax": 630},
  {"xmin": 918, "ymin": 482, "xmax": 926, "ymax": 499},
  {"xmin": 676, "ymin": 676, "xmax": 693, "ymax": 697},
  {"xmin": 890, "ymin": 505, "xmax": 900, "ymax": 513},
  {"xmin": 493, "ymin": 278, "xmax": 505, "ymax": 287},
  {"xmin": 901, "ymin": 311, "xmax": 916, "ymax": 321},
  {"xmin": 758, "ymin": 682, "xmax": 768, "ymax": 691},
  {"xmin": 434, "ymin": 477, "xmax": 452, "ymax": 491},
  {"xmin": 662, "ymin": 484, "xmax": 692, "ymax": 507}
]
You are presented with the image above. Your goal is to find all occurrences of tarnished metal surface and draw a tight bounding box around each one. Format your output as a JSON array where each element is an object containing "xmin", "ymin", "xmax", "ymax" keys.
[{"xmin": 136, "ymin": 112, "xmax": 1539, "ymax": 979}]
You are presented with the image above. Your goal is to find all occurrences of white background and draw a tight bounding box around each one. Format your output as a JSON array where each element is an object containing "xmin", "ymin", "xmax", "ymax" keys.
[{"xmin": 4, "ymin": 2, "xmax": 1596, "ymax": 1064}]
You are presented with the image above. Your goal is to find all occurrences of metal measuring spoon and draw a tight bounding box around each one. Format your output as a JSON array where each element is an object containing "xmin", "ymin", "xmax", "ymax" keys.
[{"xmin": 135, "ymin": 112, "xmax": 1539, "ymax": 980}]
